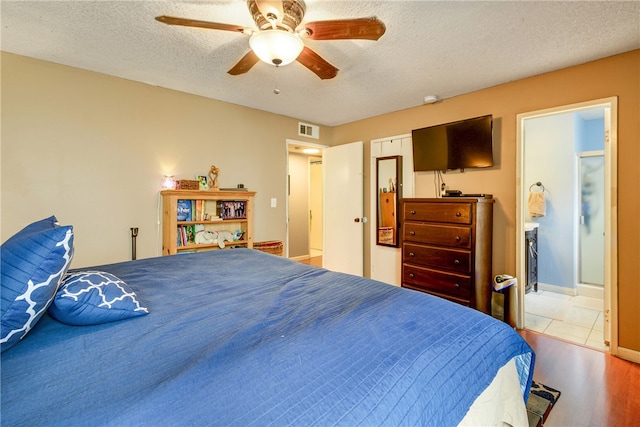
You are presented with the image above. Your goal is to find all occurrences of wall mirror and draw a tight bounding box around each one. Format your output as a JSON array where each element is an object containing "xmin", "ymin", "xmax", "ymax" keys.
[{"xmin": 376, "ymin": 155, "xmax": 402, "ymax": 247}]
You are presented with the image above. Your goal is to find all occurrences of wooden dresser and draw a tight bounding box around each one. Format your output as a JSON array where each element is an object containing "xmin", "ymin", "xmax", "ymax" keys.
[{"xmin": 401, "ymin": 197, "xmax": 494, "ymax": 314}]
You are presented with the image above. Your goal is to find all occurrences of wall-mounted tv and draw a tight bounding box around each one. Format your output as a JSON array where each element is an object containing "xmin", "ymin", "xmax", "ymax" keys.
[{"xmin": 412, "ymin": 114, "xmax": 494, "ymax": 172}]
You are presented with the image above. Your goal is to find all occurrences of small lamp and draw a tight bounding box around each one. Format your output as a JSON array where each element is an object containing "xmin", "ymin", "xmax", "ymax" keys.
[
  {"xmin": 161, "ymin": 175, "xmax": 176, "ymax": 190},
  {"xmin": 249, "ymin": 30, "xmax": 304, "ymax": 66}
]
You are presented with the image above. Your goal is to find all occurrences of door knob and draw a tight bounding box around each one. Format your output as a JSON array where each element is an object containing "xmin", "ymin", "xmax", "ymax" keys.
[{"xmin": 354, "ymin": 217, "xmax": 368, "ymax": 223}]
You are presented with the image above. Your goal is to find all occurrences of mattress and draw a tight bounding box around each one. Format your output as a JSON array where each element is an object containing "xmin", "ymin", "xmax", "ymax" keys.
[{"xmin": 1, "ymin": 249, "xmax": 534, "ymax": 426}]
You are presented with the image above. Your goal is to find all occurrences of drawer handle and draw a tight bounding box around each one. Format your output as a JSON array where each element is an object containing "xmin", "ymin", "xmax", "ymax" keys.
[
  {"xmin": 411, "ymin": 210, "xmax": 417, "ymax": 215},
  {"xmin": 456, "ymin": 212, "xmax": 462, "ymax": 217},
  {"xmin": 410, "ymin": 231, "xmax": 416, "ymax": 236},
  {"xmin": 409, "ymin": 273, "xmax": 415, "ymax": 279},
  {"xmin": 409, "ymin": 252, "xmax": 415, "ymax": 257},
  {"xmin": 455, "ymin": 283, "xmax": 460, "ymax": 289},
  {"xmin": 454, "ymin": 259, "xmax": 460, "ymax": 265},
  {"xmin": 455, "ymin": 236, "xmax": 461, "ymax": 241}
]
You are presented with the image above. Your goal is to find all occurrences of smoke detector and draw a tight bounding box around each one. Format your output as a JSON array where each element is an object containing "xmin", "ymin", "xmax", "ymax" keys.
[{"xmin": 423, "ymin": 95, "xmax": 439, "ymax": 104}]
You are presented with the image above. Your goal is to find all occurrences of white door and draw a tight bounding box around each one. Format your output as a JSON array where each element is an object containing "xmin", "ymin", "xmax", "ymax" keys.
[{"xmin": 323, "ymin": 141, "xmax": 364, "ymax": 275}]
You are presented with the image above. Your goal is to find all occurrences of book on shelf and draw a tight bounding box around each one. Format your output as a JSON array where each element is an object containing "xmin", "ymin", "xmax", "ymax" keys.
[
  {"xmin": 177, "ymin": 199, "xmax": 192, "ymax": 221},
  {"xmin": 184, "ymin": 225, "xmax": 196, "ymax": 244},
  {"xmin": 195, "ymin": 200, "xmax": 203, "ymax": 222},
  {"xmin": 180, "ymin": 226, "xmax": 187, "ymax": 246},
  {"xmin": 177, "ymin": 225, "xmax": 197, "ymax": 246}
]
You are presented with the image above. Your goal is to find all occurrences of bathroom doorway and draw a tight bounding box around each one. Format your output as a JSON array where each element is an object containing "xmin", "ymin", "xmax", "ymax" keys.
[{"xmin": 516, "ymin": 97, "xmax": 618, "ymax": 354}]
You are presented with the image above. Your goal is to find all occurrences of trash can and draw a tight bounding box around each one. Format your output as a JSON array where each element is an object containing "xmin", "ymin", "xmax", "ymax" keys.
[{"xmin": 493, "ymin": 275, "xmax": 517, "ymax": 325}]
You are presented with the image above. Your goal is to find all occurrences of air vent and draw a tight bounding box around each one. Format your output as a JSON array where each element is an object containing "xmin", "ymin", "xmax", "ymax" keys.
[{"xmin": 298, "ymin": 122, "xmax": 319, "ymax": 139}]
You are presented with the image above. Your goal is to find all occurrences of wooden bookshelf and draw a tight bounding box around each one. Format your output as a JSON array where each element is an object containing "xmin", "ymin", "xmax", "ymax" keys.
[{"xmin": 161, "ymin": 189, "xmax": 255, "ymax": 255}]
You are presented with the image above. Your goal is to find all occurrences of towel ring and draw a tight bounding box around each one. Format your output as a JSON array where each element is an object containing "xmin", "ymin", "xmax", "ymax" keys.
[{"xmin": 529, "ymin": 182, "xmax": 545, "ymax": 192}]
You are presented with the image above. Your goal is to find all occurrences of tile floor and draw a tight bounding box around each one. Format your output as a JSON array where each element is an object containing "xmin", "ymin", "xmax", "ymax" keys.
[{"xmin": 524, "ymin": 290, "xmax": 608, "ymax": 351}]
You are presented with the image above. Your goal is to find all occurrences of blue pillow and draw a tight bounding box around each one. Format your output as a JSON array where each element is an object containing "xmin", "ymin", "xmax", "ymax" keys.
[
  {"xmin": 1, "ymin": 224, "xmax": 74, "ymax": 352},
  {"xmin": 48, "ymin": 271, "xmax": 149, "ymax": 326},
  {"xmin": 3, "ymin": 215, "xmax": 59, "ymax": 245}
]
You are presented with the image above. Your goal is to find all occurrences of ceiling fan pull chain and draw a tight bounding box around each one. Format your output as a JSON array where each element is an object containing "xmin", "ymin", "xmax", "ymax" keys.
[{"xmin": 273, "ymin": 65, "xmax": 281, "ymax": 95}]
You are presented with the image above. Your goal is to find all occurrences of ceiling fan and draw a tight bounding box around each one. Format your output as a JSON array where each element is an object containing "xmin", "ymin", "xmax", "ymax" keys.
[{"xmin": 155, "ymin": 0, "xmax": 386, "ymax": 80}]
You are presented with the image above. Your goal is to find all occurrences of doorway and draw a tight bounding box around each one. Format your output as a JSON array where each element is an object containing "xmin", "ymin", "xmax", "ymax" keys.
[
  {"xmin": 285, "ymin": 139, "xmax": 365, "ymax": 276},
  {"xmin": 286, "ymin": 140, "xmax": 326, "ymax": 263},
  {"xmin": 516, "ymin": 97, "xmax": 618, "ymax": 354}
]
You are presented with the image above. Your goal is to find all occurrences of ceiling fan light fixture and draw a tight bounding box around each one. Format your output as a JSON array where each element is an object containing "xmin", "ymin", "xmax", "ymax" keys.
[{"xmin": 249, "ymin": 30, "xmax": 303, "ymax": 66}]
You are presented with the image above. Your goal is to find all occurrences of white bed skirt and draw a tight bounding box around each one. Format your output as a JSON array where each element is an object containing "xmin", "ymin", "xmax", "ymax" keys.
[{"xmin": 458, "ymin": 358, "xmax": 529, "ymax": 427}]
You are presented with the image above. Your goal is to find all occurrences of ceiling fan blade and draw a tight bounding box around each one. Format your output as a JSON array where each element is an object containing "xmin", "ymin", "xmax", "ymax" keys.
[
  {"xmin": 296, "ymin": 46, "xmax": 338, "ymax": 80},
  {"xmin": 254, "ymin": 0, "xmax": 285, "ymax": 25},
  {"xmin": 301, "ymin": 17, "xmax": 386, "ymax": 41},
  {"xmin": 155, "ymin": 16, "xmax": 249, "ymax": 34},
  {"xmin": 227, "ymin": 50, "xmax": 260, "ymax": 75}
]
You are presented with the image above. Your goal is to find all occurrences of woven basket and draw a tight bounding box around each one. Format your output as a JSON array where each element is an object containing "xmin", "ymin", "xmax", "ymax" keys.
[
  {"xmin": 254, "ymin": 240, "xmax": 284, "ymax": 256},
  {"xmin": 176, "ymin": 180, "xmax": 199, "ymax": 190}
]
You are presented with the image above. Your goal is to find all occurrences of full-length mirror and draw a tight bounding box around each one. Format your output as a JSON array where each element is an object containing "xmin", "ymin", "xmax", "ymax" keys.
[{"xmin": 376, "ymin": 155, "xmax": 402, "ymax": 247}]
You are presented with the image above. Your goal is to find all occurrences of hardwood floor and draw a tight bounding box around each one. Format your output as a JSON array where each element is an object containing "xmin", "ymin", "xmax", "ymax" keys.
[
  {"xmin": 298, "ymin": 256, "xmax": 322, "ymax": 268},
  {"xmin": 518, "ymin": 329, "xmax": 640, "ymax": 426}
]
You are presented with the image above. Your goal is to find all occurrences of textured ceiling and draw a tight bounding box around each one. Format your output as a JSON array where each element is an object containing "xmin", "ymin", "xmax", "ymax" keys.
[{"xmin": 2, "ymin": 1, "xmax": 639, "ymax": 126}]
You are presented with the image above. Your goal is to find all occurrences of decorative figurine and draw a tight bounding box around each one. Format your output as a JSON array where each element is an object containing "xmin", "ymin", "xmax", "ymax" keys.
[{"xmin": 208, "ymin": 165, "xmax": 220, "ymax": 190}]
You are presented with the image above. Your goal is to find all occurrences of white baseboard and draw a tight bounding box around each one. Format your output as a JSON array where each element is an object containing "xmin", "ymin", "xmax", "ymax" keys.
[
  {"xmin": 537, "ymin": 282, "xmax": 577, "ymax": 297},
  {"xmin": 577, "ymin": 283, "xmax": 604, "ymax": 300},
  {"xmin": 536, "ymin": 282, "xmax": 604, "ymax": 300},
  {"xmin": 616, "ymin": 346, "xmax": 640, "ymax": 364}
]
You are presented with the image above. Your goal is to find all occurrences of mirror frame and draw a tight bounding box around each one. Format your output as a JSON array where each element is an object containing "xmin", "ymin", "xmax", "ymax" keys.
[{"xmin": 376, "ymin": 155, "xmax": 402, "ymax": 247}]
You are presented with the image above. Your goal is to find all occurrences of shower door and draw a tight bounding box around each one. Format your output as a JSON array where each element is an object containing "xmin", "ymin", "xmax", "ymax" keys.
[{"xmin": 579, "ymin": 152, "xmax": 605, "ymax": 286}]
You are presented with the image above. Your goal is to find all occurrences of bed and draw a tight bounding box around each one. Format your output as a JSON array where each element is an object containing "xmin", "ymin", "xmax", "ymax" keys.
[{"xmin": 1, "ymin": 223, "xmax": 534, "ymax": 427}]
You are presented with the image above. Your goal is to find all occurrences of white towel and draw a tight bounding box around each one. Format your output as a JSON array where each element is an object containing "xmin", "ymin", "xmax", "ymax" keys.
[{"xmin": 528, "ymin": 192, "xmax": 546, "ymax": 217}]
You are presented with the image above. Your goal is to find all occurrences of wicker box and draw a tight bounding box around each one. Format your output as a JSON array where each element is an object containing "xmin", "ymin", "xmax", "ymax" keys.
[
  {"xmin": 378, "ymin": 226, "xmax": 394, "ymax": 244},
  {"xmin": 176, "ymin": 179, "xmax": 199, "ymax": 190},
  {"xmin": 253, "ymin": 240, "xmax": 284, "ymax": 256}
]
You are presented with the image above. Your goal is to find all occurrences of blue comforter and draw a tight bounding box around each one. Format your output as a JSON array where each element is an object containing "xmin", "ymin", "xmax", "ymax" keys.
[{"xmin": 1, "ymin": 249, "xmax": 534, "ymax": 426}]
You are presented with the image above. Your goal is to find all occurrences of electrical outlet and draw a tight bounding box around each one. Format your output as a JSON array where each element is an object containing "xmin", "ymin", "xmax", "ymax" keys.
[{"xmin": 270, "ymin": 198, "xmax": 277, "ymax": 208}]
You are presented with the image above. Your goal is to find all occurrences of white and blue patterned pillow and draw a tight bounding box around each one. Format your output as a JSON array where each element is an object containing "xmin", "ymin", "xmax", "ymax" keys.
[
  {"xmin": 1, "ymin": 223, "xmax": 74, "ymax": 353},
  {"xmin": 48, "ymin": 271, "xmax": 149, "ymax": 326}
]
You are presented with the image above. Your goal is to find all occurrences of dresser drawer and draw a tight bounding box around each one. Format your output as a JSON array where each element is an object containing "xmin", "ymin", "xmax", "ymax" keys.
[
  {"xmin": 402, "ymin": 264, "xmax": 472, "ymax": 300},
  {"xmin": 403, "ymin": 243, "xmax": 471, "ymax": 274},
  {"xmin": 403, "ymin": 223, "xmax": 471, "ymax": 248},
  {"xmin": 403, "ymin": 202, "xmax": 472, "ymax": 224}
]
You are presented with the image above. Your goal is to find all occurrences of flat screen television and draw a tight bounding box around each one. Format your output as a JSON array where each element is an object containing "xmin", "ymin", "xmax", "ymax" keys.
[{"xmin": 412, "ymin": 115, "xmax": 493, "ymax": 172}]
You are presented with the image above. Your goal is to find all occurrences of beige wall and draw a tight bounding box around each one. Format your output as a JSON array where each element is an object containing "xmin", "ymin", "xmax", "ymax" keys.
[
  {"xmin": 0, "ymin": 52, "xmax": 332, "ymax": 267},
  {"xmin": 333, "ymin": 50, "xmax": 640, "ymax": 353},
  {"xmin": 2, "ymin": 50, "xmax": 638, "ymax": 353}
]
